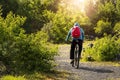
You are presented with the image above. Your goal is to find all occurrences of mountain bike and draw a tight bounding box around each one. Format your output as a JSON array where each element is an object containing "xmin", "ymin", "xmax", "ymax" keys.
[{"xmin": 72, "ymin": 40, "xmax": 80, "ymax": 69}]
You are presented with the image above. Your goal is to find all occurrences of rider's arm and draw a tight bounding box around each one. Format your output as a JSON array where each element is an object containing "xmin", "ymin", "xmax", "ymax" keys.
[
  {"xmin": 65, "ymin": 29, "xmax": 72, "ymax": 41},
  {"xmin": 81, "ymin": 28, "xmax": 84, "ymax": 41}
]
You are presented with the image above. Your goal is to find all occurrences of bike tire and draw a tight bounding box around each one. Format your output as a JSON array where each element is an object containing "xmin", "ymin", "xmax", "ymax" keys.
[{"xmin": 73, "ymin": 44, "xmax": 80, "ymax": 69}]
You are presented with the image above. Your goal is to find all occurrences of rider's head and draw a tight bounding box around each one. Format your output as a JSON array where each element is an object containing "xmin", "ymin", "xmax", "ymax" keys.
[{"xmin": 74, "ymin": 22, "xmax": 80, "ymax": 27}]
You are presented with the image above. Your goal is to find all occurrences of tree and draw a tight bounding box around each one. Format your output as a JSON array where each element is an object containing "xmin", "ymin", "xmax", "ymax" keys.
[
  {"xmin": 16, "ymin": 0, "xmax": 54, "ymax": 33},
  {"xmin": 94, "ymin": 0, "xmax": 120, "ymax": 36},
  {"xmin": 95, "ymin": 20, "xmax": 112, "ymax": 35},
  {"xmin": 114, "ymin": 22, "xmax": 120, "ymax": 37}
]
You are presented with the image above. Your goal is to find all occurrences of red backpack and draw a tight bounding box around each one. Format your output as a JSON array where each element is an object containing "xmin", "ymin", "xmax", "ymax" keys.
[{"xmin": 71, "ymin": 26, "xmax": 81, "ymax": 38}]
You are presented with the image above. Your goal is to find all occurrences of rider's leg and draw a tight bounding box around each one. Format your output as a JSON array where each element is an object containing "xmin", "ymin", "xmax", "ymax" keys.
[
  {"xmin": 78, "ymin": 40, "xmax": 83, "ymax": 58},
  {"xmin": 70, "ymin": 40, "xmax": 76, "ymax": 63}
]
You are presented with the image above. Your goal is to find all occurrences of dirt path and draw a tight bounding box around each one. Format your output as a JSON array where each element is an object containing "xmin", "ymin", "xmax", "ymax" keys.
[{"xmin": 55, "ymin": 45, "xmax": 120, "ymax": 80}]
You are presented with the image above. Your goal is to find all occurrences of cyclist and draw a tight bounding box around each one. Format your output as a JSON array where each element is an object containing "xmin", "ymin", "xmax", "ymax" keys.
[{"xmin": 65, "ymin": 22, "xmax": 84, "ymax": 64}]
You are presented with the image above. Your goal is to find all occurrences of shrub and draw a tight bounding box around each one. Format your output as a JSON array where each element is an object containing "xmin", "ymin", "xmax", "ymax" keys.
[
  {"xmin": 83, "ymin": 36, "xmax": 120, "ymax": 61},
  {"xmin": 95, "ymin": 20, "xmax": 112, "ymax": 36},
  {"xmin": 13, "ymin": 31, "xmax": 57, "ymax": 72},
  {"xmin": 0, "ymin": 12, "xmax": 58, "ymax": 73}
]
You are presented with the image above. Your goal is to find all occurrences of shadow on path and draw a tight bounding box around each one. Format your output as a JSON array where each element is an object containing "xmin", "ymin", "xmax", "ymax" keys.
[{"xmin": 79, "ymin": 66, "xmax": 114, "ymax": 73}]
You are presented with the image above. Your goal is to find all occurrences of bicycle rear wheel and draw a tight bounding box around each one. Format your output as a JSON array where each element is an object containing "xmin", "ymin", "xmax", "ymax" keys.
[{"xmin": 73, "ymin": 44, "xmax": 80, "ymax": 69}]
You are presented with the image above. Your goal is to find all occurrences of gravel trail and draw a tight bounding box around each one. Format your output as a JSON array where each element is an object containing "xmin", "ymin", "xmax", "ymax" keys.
[{"xmin": 55, "ymin": 45, "xmax": 120, "ymax": 80}]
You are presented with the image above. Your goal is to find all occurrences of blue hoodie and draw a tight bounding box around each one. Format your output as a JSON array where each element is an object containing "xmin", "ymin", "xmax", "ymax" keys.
[{"xmin": 66, "ymin": 22, "xmax": 84, "ymax": 41}]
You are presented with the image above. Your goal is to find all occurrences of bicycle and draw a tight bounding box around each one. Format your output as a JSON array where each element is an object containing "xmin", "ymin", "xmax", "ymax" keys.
[{"xmin": 71, "ymin": 40, "xmax": 80, "ymax": 69}]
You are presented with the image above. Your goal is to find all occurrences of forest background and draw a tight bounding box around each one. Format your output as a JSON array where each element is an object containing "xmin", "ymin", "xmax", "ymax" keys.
[{"xmin": 0, "ymin": 0, "xmax": 120, "ymax": 79}]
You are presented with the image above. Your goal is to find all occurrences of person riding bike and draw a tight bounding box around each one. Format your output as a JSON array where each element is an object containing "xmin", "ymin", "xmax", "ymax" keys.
[{"xmin": 65, "ymin": 22, "xmax": 84, "ymax": 64}]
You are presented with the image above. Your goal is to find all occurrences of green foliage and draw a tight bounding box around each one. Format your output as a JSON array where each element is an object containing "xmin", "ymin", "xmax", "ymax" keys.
[
  {"xmin": 114, "ymin": 22, "xmax": 120, "ymax": 33},
  {"xmin": 98, "ymin": 1, "xmax": 116, "ymax": 20},
  {"xmin": 24, "ymin": 72, "xmax": 49, "ymax": 80},
  {"xmin": 1, "ymin": 75, "xmax": 26, "ymax": 80},
  {"xmin": 0, "ymin": 0, "xmax": 120, "ymax": 42},
  {"xmin": 16, "ymin": 0, "xmax": 50, "ymax": 33},
  {"xmin": 95, "ymin": 20, "xmax": 112, "ymax": 35},
  {"xmin": 42, "ymin": 11, "xmax": 73, "ymax": 43},
  {"xmin": 13, "ymin": 31, "xmax": 57, "ymax": 72},
  {"xmin": 0, "ymin": 12, "xmax": 26, "ymax": 66},
  {"xmin": 0, "ymin": 11, "xmax": 57, "ymax": 73},
  {"xmin": 0, "ymin": 0, "xmax": 92, "ymax": 42},
  {"xmin": 94, "ymin": 1, "xmax": 120, "ymax": 36},
  {"xmin": 116, "ymin": 0, "xmax": 120, "ymax": 15},
  {"xmin": 0, "ymin": 0, "xmax": 55, "ymax": 33},
  {"xmin": 0, "ymin": 0, "xmax": 19, "ymax": 17},
  {"xmin": 83, "ymin": 36, "xmax": 120, "ymax": 61},
  {"xmin": 41, "ymin": 2, "xmax": 91, "ymax": 43}
]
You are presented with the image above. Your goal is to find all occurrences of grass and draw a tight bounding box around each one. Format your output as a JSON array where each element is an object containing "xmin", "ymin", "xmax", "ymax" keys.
[
  {"xmin": 0, "ymin": 70, "xmax": 70, "ymax": 80},
  {"xmin": 24, "ymin": 70, "xmax": 69, "ymax": 80},
  {"xmin": 80, "ymin": 61, "xmax": 120, "ymax": 67},
  {"xmin": 1, "ymin": 75, "xmax": 26, "ymax": 80},
  {"xmin": 93, "ymin": 61, "xmax": 120, "ymax": 67},
  {"xmin": 104, "ymin": 78, "xmax": 120, "ymax": 80}
]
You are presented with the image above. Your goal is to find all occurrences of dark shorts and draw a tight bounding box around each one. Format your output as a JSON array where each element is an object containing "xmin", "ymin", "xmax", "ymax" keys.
[{"xmin": 70, "ymin": 39, "xmax": 83, "ymax": 59}]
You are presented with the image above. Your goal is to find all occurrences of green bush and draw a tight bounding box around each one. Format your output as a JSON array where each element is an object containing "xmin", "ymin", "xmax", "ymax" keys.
[
  {"xmin": 0, "ymin": 11, "xmax": 57, "ymax": 73},
  {"xmin": 0, "ymin": 12, "xmax": 26, "ymax": 66},
  {"xmin": 13, "ymin": 31, "xmax": 57, "ymax": 72},
  {"xmin": 83, "ymin": 36, "xmax": 120, "ymax": 61},
  {"xmin": 95, "ymin": 20, "xmax": 112, "ymax": 35}
]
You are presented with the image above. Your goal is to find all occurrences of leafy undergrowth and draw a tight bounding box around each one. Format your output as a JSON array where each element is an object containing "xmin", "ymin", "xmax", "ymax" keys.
[
  {"xmin": 83, "ymin": 37, "xmax": 120, "ymax": 61},
  {"xmin": 0, "ymin": 70, "xmax": 69, "ymax": 80},
  {"xmin": 0, "ymin": 75, "xmax": 26, "ymax": 80}
]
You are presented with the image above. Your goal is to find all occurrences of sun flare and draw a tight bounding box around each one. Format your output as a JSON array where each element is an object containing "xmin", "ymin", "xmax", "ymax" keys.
[
  {"xmin": 79, "ymin": 0, "xmax": 84, "ymax": 3},
  {"xmin": 73, "ymin": 0, "xmax": 85, "ymax": 12},
  {"xmin": 73, "ymin": 0, "xmax": 85, "ymax": 5},
  {"xmin": 60, "ymin": 0, "xmax": 97, "ymax": 14}
]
